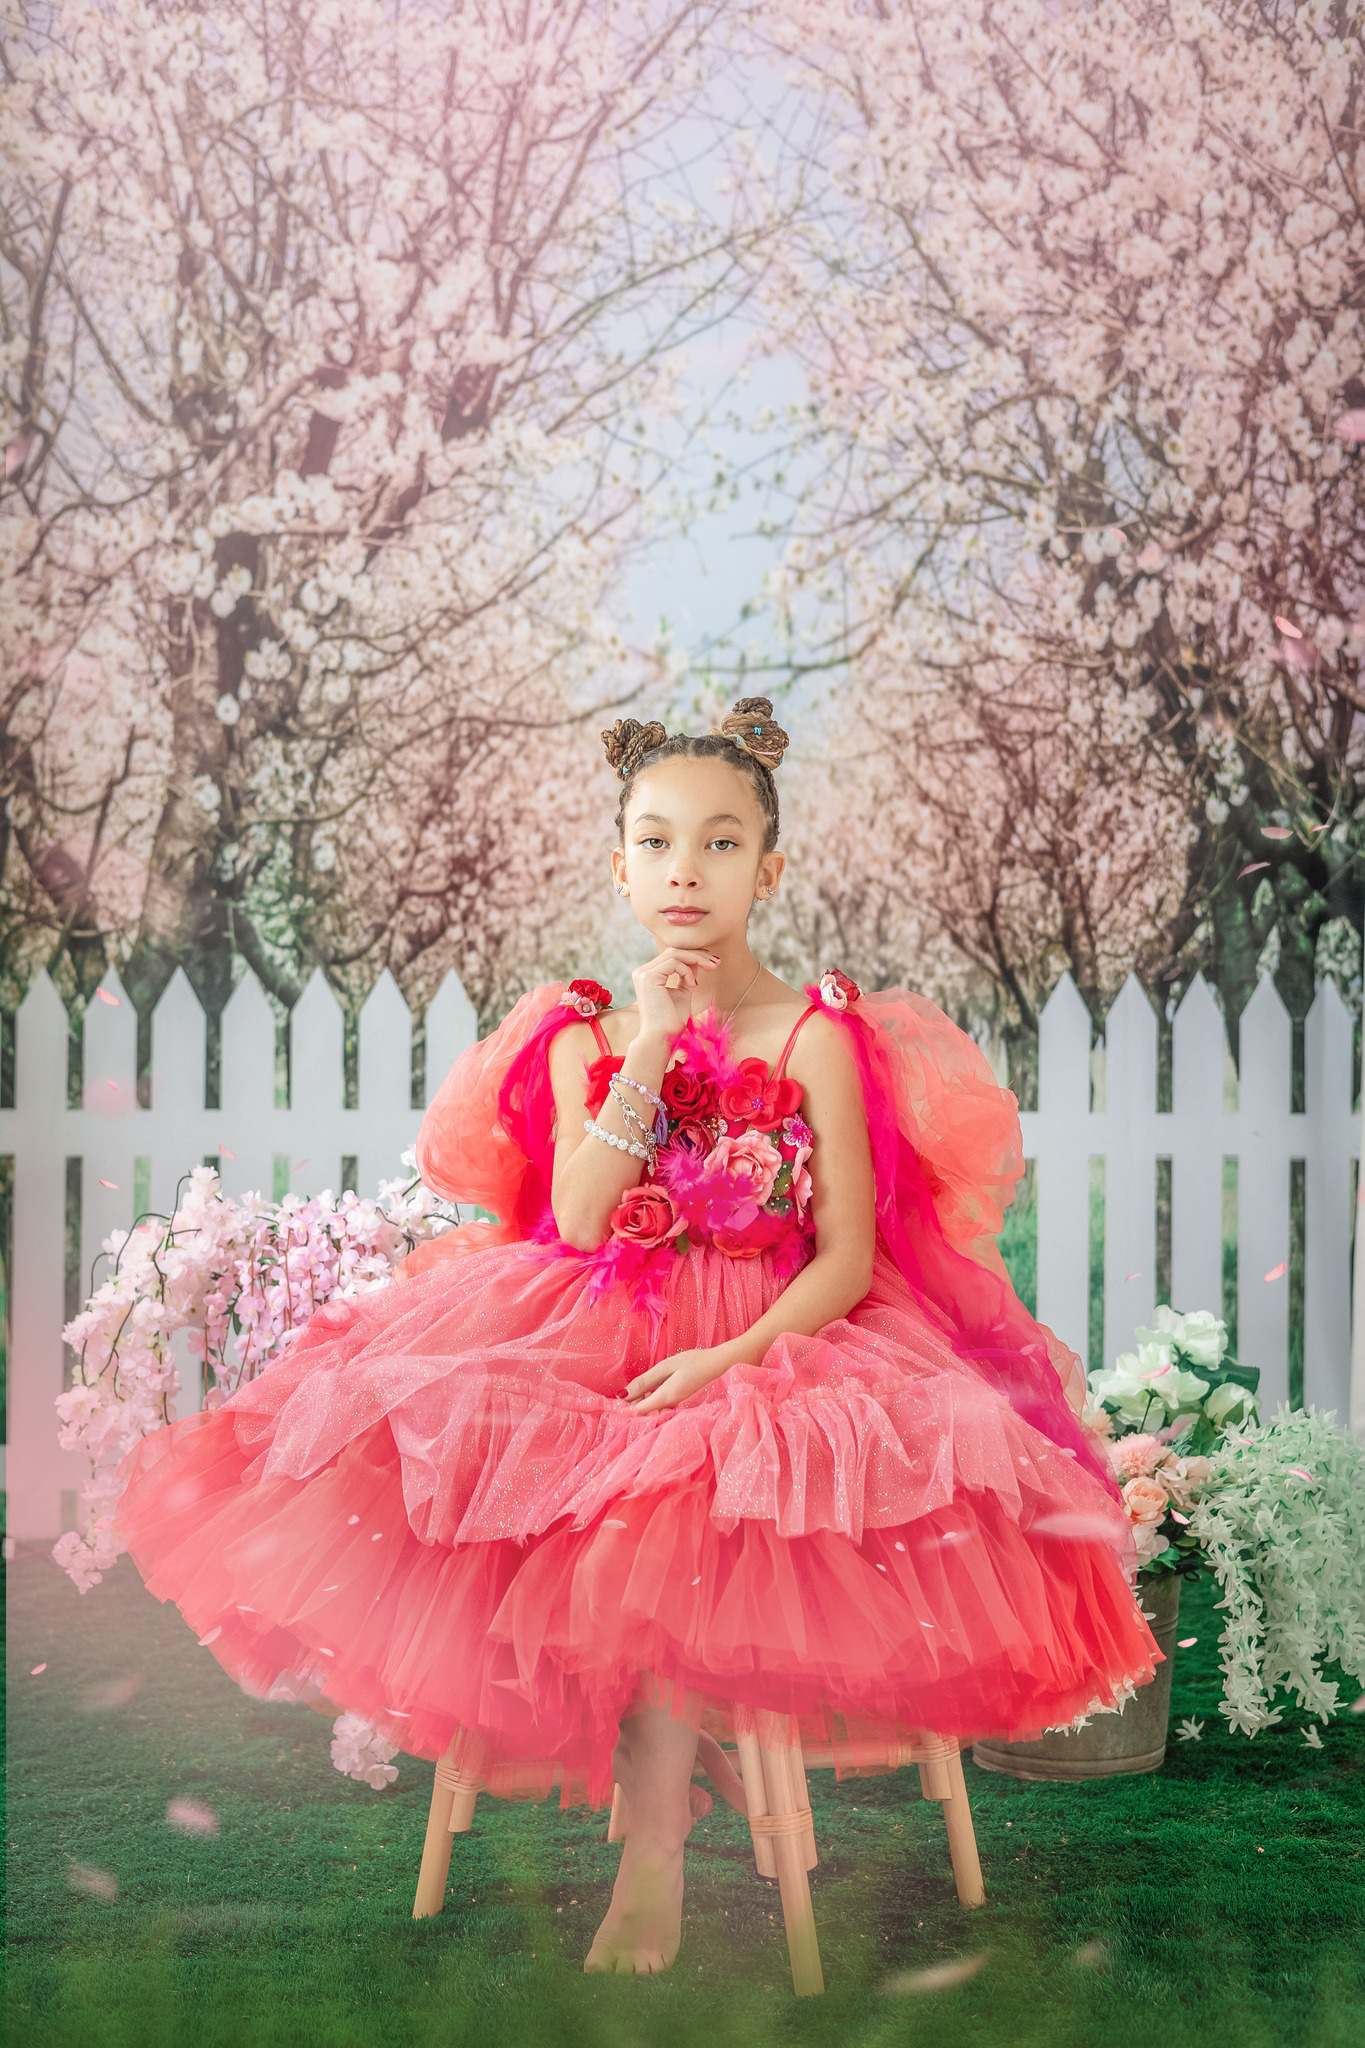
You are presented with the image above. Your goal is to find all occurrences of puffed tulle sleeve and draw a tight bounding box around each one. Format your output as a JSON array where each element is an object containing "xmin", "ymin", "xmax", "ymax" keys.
[
  {"xmin": 399, "ymin": 980, "xmax": 573, "ymax": 1282},
  {"xmin": 812, "ymin": 974, "xmax": 1094, "ymax": 1460}
]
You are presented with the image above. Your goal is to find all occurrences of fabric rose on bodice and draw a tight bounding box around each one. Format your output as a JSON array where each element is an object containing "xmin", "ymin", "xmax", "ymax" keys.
[
  {"xmin": 661, "ymin": 1061, "xmax": 720, "ymax": 1122},
  {"xmin": 692, "ymin": 1128, "xmax": 782, "ymax": 1225},
  {"xmin": 716, "ymin": 1057, "xmax": 802, "ymax": 1133},
  {"xmin": 609, "ymin": 1182, "xmax": 687, "ymax": 1252}
]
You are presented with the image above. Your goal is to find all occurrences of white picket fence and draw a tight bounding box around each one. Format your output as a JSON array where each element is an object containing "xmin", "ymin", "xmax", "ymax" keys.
[{"xmin": 4, "ymin": 961, "xmax": 1361, "ymax": 1540}]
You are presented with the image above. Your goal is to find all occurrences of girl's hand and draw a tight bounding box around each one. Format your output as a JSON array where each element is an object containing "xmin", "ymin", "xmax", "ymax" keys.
[
  {"xmin": 633, "ymin": 946, "xmax": 721, "ymax": 1041},
  {"xmin": 622, "ymin": 1344, "xmax": 734, "ymax": 1414}
]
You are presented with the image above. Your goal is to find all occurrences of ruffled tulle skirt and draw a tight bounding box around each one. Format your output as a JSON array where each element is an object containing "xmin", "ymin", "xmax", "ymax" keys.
[{"xmin": 111, "ymin": 1233, "xmax": 1164, "ymax": 1806}]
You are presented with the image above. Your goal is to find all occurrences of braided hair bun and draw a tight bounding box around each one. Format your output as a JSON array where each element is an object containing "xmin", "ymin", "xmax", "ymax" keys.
[
  {"xmin": 708, "ymin": 696, "xmax": 790, "ymax": 775},
  {"xmin": 600, "ymin": 716, "xmax": 668, "ymax": 781}
]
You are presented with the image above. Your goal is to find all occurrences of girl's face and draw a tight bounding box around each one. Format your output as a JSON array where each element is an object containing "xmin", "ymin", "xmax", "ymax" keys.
[{"xmin": 612, "ymin": 755, "xmax": 783, "ymax": 949}]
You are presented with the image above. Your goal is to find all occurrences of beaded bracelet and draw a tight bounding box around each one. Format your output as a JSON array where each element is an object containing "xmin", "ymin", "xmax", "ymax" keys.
[
  {"xmin": 607, "ymin": 1073, "xmax": 666, "ymax": 1151},
  {"xmin": 612, "ymin": 1072, "xmax": 666, "ymax": 1115},
  {"xmin": 582, "ymin": 1115, "xmax": 654, "ymax": 1163},
  {"xmin": 609, "ymin": 1073, "xmax": 671, "ymax": 1155},
  {"xmin": 607, "ymin": 1090, "xmax": 656, "ymax": 1155}
]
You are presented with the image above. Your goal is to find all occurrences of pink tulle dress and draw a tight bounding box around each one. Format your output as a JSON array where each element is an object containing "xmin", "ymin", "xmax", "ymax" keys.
[{"xmin": 112, "ymin": 968, "xmax": 1163, "ymax": 1807}]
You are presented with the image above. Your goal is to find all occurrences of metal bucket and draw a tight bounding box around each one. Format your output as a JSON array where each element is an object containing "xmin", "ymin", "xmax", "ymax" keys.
[{"xmin": 970, "ymin": 1573, "xmax": 1183, "ymax": 1781}]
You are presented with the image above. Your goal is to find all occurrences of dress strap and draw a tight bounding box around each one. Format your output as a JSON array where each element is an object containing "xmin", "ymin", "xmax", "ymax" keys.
[
  {"xmin": 773, "ymin": 1002, "xmax": 820, "ymax": 1082},
  {"xmin": 587, "ymin": 1013, "xmax": 613, "ymax": 1055}
]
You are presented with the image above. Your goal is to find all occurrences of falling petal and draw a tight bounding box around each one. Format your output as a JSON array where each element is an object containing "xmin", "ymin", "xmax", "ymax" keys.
[
  {"xmin": 881, "ymin": 1950, "xmax": 991, "ymax": 1995},
  {"xmin": 94, "ymin": 986, "xmax": 121, "ymax": 1006},
  {"xmin": 68, "ymin": 1862, "xmax": 119, "ymax": 1900},
  {"xmin": 1070, "ymin": 1938, "xmax": 1111, "ymax": 1970},
  {"xmin": 30, "ymin": 1663, "xmax": 48, "ymax": 1676},
  {"xmin": 1032, "ymin": 1510, "xmax": 1126, "ymax": 1542},
  {"xmin": 219, "ymin": 1145, "xmax": 236, "ymax": 1160},
  {"xmin": 1331, "ymin": 408, "xmax": 1365, "ymax": 443},
  {"xmin": 292, "ymin": 1159, "xmax": 310, "ymax": 1172},
  {"xmin": 347, "ymin": 1514, "xmax": 360, "ymax": 1526},
  {"xmin": 1177, "ymin": 1636, "xmax": 1198, "ymax": 1648},
  {"xmin": 167, "ymin": 1798, "xmax": 220, "ymax": 1835},
  {"xmin": 97, "ymin": 1178, "xmax": 120, "ymax": 1191},
  {"xmin": 602, "ymin": 1518, "xmax": 627, "ymax": 1529},
  {"xmin": 1274, "ymin": 615, "xmax": 1302, "ymax": 639},
  {"xmin": 1124, "ymin": 1269, "xmax": 1142, "ymax": 1282},
  {"xmin": 196, "ymin": 1627, "xmax": 222, "ymax": 1647},
  {"xmin": 1348, "ymin": 1694, "xmax": 1365, "ymax": 1714},
  {"xmin": 80, "ymin": 1674, "xmax": 143, "ymax": 1711},
  {"xmin": 1261, "ymin": 825, "xmax": 1293, "ymax": 840},
  {"xmin": 1170, "ymin": 1510, "xmax": 1190, "ymax": 1525},
  {"xmin": 1263, "ymin": 1261, "xmax": 1287, "ymax": 1283},
  {"xmin": 1237, "ymin": 862, "xmax": 1270, "ymax": 878},
  {"xmin": 1286, "ymin": 1466, "xmax": 1315, "ymax": 1482},
  {"xmin": 5, "ymin": 429, "xmax": 36, "ymax": 477}
]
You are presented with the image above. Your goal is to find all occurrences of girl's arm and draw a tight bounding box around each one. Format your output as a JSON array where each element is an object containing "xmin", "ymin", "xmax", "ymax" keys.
[
  {"xmin": 715, "ymin": 1012, "xmax": 877, "ymax": 1366},
  {"xmin": 547, "ymin": 1018, "xmax": 673, "ymax": 1249}
]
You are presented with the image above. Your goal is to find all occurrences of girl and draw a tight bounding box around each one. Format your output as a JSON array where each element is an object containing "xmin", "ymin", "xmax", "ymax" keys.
[{"xmin": 112, "ymin": 696, "xmax": 1162, "ymax": 1978}]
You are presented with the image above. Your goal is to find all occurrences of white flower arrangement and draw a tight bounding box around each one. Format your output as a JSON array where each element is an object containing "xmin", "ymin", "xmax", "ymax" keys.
[{"xmin": 1082, "ymin": 1303, "xmax": 1365, "ymax": 1741}]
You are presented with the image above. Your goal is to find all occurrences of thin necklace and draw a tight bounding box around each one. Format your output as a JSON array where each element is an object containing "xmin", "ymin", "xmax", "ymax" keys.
[{"xmin": 717, "ymin": 960, "xmax": 763, "ymax": 1026}]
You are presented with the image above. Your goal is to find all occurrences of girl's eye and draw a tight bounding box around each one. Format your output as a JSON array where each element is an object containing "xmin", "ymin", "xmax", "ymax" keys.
[{"xmin": 637, "ymin": 837, "xmax": 738, "ymax": 851}]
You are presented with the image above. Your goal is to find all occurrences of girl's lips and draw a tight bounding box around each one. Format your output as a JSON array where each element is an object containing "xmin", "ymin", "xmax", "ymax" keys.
[{"xmin": 663, "ymin": 909, "xmax": 707, "ymax": 919}]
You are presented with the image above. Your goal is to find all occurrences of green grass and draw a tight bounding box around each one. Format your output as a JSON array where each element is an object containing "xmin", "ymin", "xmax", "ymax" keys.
[{"xmin": 7, "ymin": 1543, "xmax": 1363, "ymax": 2048}]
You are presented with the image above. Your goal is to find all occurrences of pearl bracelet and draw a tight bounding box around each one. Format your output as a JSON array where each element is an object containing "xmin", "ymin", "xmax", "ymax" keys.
[{"xmin": 583, "ymin": 1116, "xmax": 654, "ymax": 1163}]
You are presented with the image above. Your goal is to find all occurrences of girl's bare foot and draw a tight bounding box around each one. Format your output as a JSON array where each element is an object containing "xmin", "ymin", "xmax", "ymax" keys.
[{"xmin": 582, "ymin": 1833, "xmax": 686, "ymax": 1975}]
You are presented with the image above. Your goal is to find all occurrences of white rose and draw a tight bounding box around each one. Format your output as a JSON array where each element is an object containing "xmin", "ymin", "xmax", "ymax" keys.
[{"xmin": 1204, "ymin": 1381, "xmax": 1254, "ymax": 1426}]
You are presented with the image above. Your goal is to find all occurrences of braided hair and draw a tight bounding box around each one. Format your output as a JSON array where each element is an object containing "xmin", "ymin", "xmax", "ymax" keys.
[{"xmin": 600, "ymin": 696, "xmax": 790, "ymax": 853}]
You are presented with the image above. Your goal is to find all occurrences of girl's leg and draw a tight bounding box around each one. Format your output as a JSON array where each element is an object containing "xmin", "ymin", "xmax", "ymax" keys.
[{"xmin": 583, "ymin": 1700, "xmax": 699, "ymax": 1975}]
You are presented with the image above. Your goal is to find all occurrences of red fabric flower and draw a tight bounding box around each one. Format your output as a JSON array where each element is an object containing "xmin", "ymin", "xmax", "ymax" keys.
[
  {"xmin": 670, "ymin": 1114, "xmax": 719, "ymax": 1160},
  {"xmin": 608, "ymin": 1182, "xmax": 686, "ymax": 1250},
  {"xmin": 561, "ymin": 977, "xmax": 614, "ymax": 1018},
  {"xmin": 717, "ymin": 1057, "xmax": 804, "ymax": 1132},
  {"xmin": 661, "ymin": 1062, "xmax": 720, "ymax": 1120},
  {"xmin": 708, "ymin": 1227, "xmax": 765, "ymax": 1259},
  {"xmin": 816, "ymin": 967, "xmax": 862, "ymax": 1009}
]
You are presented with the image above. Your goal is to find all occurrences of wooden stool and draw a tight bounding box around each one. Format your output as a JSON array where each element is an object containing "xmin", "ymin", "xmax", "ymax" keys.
[{"xmin": 413, "ymin": 1716, "xmax": 986, "ymax": 1996}]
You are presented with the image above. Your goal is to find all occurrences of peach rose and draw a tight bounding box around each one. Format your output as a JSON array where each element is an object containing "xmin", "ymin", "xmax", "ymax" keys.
[
  {"xmin": 706, "ymin": 1128, "xmax": 782, "ymax": 1212},
  {"xmin": 1122, "ymin": 1475, "xmax": 1170, "ymax": 1525},
  {"xmin": 608, "ymin": 1182, "xmax": 686, "ymax": 1251}
]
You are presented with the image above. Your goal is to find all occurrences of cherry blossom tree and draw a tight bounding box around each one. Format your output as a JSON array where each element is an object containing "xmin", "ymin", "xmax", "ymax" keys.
[
  {"xmin": 737, "ymin": 0, "xmax": 1364, "ymax": 1046},
  {"xmin": 1, "ymin": 0, "xmax": 764, "ymax": 1031}
]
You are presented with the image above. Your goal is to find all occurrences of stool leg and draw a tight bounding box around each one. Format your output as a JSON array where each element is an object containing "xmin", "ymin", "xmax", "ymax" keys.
[
  {"xmin": 755, "ymin": 1713, "xmax": 824, "ymax": 1997},
  {"xmin": 789, "ymin": 1731, "xmax": 818, "ymax": 1872},
  {"xmin": 413, "ymin": 1725, "xmax": 485, "ymax": 1919},
  {"xmin": 939, "ymin": 1746, "xmax": 986, "ymax": 1907},
  {"xmin": 606, "ymin": 1782, "xmax": 627, "ymax": 1843},
  {"xmin": 734, "ymin": 1726, "xmax": 778, "ymax": 1878}
]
